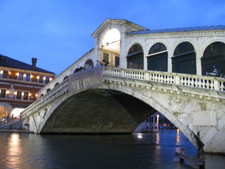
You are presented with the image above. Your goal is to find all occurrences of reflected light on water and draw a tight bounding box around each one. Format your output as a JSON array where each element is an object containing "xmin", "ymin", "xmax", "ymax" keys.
[
  {"xmin": 137, "ymin": 133, "xmax": 143, "ymax": 139},
  {"xmin": 176, "ymin": 129, "xmax": 180, "ymax": 145},
  {"xmin": 6, "ymin": 133, "xmax": 22, "ymax": 168}
]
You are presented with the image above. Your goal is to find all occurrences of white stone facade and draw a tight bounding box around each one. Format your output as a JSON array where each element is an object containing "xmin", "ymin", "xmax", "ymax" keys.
[{"xmin": 38, "ymin": 19, "xmax": 225, "ymax": 96}]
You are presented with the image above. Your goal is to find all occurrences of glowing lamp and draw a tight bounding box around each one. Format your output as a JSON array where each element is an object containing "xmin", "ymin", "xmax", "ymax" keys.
[
  {"xmin": 16, "ymin": 73, "xmax": 19, "ymax": 76},
  {"xmin": 23, "ymin": 74, "xmax": 26, "ymax": 77},
  {"xmin": 0, "ymin": 70, "xmax": 3, "ymax": 74},
  {"xmin": 6, "ymin": 90, "xmax": 10, "ymax": 94},
  {"xmin": 36, "ymin": 76, "xmax": 40, "ymax": 79},
  {"xmin": 43, "ymin": 76, "xmax": 46, "ymax": 80},
  {"xmin": 50, "ymin": 78, "xmax": 53, "ymax": 81},
  {"xmin": 29, "ymin": 93, "xmax": 32, "ymax": 97}
]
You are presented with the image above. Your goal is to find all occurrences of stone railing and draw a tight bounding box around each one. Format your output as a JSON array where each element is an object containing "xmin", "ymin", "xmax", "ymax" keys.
[
  {"xmin": 103, "ymin": 67, "xmax": 225, "ymax": 92},
  {"xmin": 21, "ymin": 78, "xmax": 69, "ymax": 119}
]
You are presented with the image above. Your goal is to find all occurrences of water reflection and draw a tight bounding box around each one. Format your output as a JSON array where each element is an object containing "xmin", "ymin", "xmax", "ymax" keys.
[
  {"xmin": 6, "ymin": 133, "xmax": 22, "ymax": 169},
  {"xmin": 176, "ymin": 129, "xmax": 181, "ymax": 146},
  {"xmin": 0, "ymin": 131, "xmax": 224, "ymax": 169}
]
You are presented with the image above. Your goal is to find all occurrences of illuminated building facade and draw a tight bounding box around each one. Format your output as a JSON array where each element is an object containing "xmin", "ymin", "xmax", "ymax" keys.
[{"xmin": 0, "ymin": 54, "xmax": 55, "ymax": 119}]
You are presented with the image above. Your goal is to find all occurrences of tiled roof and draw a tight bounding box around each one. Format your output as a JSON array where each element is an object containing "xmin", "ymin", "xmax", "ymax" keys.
[
  {"xmin": 0, "ymin": 54, "xmax": 54, "ymax": 74},
  {"xmin": 128, "ymin": 25, "xmax": 225, "ymax": 35}
]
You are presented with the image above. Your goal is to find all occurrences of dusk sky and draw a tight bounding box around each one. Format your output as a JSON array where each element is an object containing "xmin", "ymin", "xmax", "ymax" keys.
[{"xmin": 0, "ymin": 0, "xmax": 224, "ymax": 75}]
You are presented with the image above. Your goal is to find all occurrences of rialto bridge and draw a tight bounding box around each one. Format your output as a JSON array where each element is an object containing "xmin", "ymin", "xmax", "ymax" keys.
[{"xmin": 3, "ymin": 19, "xmax": 225, "ymax": 154}]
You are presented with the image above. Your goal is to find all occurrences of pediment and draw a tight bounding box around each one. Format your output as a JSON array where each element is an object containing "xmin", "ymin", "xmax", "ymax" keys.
[{"xmin": 91, "ymin": 19, "xmax": 147, "ymax": 38}]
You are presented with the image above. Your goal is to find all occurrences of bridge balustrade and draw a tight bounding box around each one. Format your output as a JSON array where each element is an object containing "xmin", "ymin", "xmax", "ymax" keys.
[
  {"xmin": 21, "ymin": 78, "xmax": 69, "ymax": 118},
  {"xmin": 103, "ymin": 67, "xmax": 225, "ymax": 92}
]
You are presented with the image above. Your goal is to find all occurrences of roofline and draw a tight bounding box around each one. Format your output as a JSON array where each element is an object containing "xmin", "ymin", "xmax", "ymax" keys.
[
  {"xmin": 128, "ymin": 25, "xmax": 225, "ymax": 35},
  {"xmin": 91, "ymin": 19, "xmax": 147, "ymax": 37}
]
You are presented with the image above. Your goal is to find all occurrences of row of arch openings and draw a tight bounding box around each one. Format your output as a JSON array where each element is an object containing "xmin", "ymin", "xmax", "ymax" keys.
[{"xmin": 127, "ymin": 42, "xmax": 225, "ymax": 75}]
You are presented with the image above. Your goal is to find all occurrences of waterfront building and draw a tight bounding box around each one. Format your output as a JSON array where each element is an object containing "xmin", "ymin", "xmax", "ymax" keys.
[
  {"xmin": 0, "ymin": 54, "xmax": 55, "ymax": 119},
  {"xmin": 134, "ymin": 112, "xmax": 176, "ymax": 132}
]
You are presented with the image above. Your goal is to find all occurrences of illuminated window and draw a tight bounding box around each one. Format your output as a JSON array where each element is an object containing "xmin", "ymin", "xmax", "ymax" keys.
[
  {"xmin": 0, "ymin": 89, "xmax": 6, "ymax": 98},
  {"xmin": 23, "ymin": 92, "xmax": 29, "ymax": 100},
  {"xmin": 16, "ymin": 91, "xmax": 22, "ymax": 99},
  {"xmin": 39, "ymin": 75, "xmax": 44, "ymax": 83},
  {"xmin": 103, "ymin": 53, "xmax": 109, "ymax": 62},
  {"xmin": 25, "ymin": 74, "xmax": 30, "ymax": 81},
  {"xmin": 18, "ymin": 73, "xmax": 23, "ymax": 80},
  {"xmin": 45, "ymin": 76, "xmax": 50, "ymax": 84},
  {"xmin": 3, "ymin": 71, "xmax": 8, "ymax": 78}
]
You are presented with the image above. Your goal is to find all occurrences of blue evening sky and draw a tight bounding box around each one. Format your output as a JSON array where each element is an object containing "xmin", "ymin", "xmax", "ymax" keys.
[{"xmin": 0, "ymin": 0, "xmax": 224, "ymax": 75}]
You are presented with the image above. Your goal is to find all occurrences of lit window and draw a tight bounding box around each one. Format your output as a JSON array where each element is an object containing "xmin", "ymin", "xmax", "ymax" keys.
[
  {"xmin": 45, "ymin": 77, "xmax": 50, "ymax": 84},
  {"xmin": 3, "ymin": 71, "xmax": 8, "ymax": 78},
  {"xmin": 39, "ymin": 75, "xmax": 44, "ymax": 83},
  {"xmin": 23, "ymin": 92, "xmax": 29, "ymax": 100},
  {"xmin": 18, "ymin": 73, "xmax": 23, "ymax": 80},
  {"xmin": 25, "ymin": 74, "xmax": 30, "ymax": 81},
  {"xmin": 16, "ymin": 91, "xmax": 22, "ymax": 99},
  {"xmin": 0, "ymin": 89, "xmax": 6, "ymax": 98}
]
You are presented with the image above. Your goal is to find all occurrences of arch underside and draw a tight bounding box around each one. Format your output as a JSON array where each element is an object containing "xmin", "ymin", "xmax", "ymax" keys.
[{"xmin": 41, "ymin": 89, "xmax": 156, "ymax": 134}]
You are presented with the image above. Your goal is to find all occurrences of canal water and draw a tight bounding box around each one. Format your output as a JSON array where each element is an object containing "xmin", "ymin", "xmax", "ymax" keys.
[{"xmin": 0, "ymin": 129, "xmax": 224, "ymax": 169}]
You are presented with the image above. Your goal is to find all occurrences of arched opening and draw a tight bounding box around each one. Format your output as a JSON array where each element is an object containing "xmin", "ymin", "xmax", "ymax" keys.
[
  {"xmin": 201, "ymin": 42, "xmax": 225, "ymax": 76},
  {"xmin": 127, "ymin": 44, "xmax": 144, "ymax": 69},
  {"xmin": 100, "ymin": 28, "xmax": 120, "ymax": 67},
  {"xmin": 46, "ymin": 88, "xmax": 51, "ymax": 93},
  {"xmin": 84, "ymin": 59, "xmax": 94, "ymax": 69},
  {"xmin": 0, "ymin": 105, "xmax": 8, "ymax": 119},
  {"xmin": 172, "ymin": 42, "xmax": 196, "ymax": 74},
  {"xmin": 147, "ymin": 43, "xmax": 168, "ymax": 71},
  {"xmin": 54, "ymin": 82, "xmax": 59, "ymax": 88},
  {"xmin": 63, "ymin": 76, "xmax": 69, "ymax": 81}
]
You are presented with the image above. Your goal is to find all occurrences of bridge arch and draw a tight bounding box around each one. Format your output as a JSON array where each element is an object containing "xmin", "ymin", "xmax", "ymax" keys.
[
  {"xmin": 37, "ymin": 85, "xmax": 197, "ymax": 149},
  {"xmin": 172, "ymin": 41, "xmax": 196, "ymax": 74},
  {"xmin": 147, "ymin": 42, "xmax": 168, "ymax": 71}
]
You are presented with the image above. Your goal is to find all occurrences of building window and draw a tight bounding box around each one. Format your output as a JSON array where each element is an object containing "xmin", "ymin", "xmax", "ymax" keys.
[
  {"xmin": 115, "ymin": 56, "xmax": 119, "ymax": 67},
  {"xmin": 45, "ymin": 76, "xmax": 50, "ymax": 84},
  {"xmin": 18, "ymin": 73, "xmax": 24, "ymax": 80},
  {"xmin": 103, "ymin": 53, "xmax": 109, "ymax": 62},
  {"xmin": 3, "ymin": 71, "xmax": 8, "ymax": 78},
  {"xmin": 16, "ymin": 91, "xmax": 22, "ymax": 99},
  {"xmin": 127, "ymin": 44, "xmax": 144, "ymax": 69},
  {"xmin": 39, "ymin": 75, "xmax": 44, "ymax": 83},
  {"xmin": 25, "ymin": 74, "xmax": 31, "ymax": 81},
  {"xmin": 24, "ymin": 92, "xmax": 29, "ymax": 100},
  {"xmin": 0, "ymin": 89, "xmax": 6, "ymax": 98}
]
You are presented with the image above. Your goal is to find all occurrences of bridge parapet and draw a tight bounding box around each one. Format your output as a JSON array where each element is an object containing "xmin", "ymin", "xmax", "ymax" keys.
[
  {"xmin": 103, "ymin": 67, "xmax": 225, "ymax": 92},
  {"xmin": 21, "ymin": 78, "xmax": 69, "ymax": 119}
]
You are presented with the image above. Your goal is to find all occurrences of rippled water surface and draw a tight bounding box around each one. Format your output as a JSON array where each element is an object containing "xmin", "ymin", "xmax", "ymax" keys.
[{"xmin": 0, "ymin": 129, "xmax": 224, "ymax": 169}]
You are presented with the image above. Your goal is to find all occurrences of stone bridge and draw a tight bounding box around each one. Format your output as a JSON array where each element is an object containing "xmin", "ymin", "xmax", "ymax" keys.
[{"xmin": 20, "ymin": 67, "xmax": 225, "ymax": 154}]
